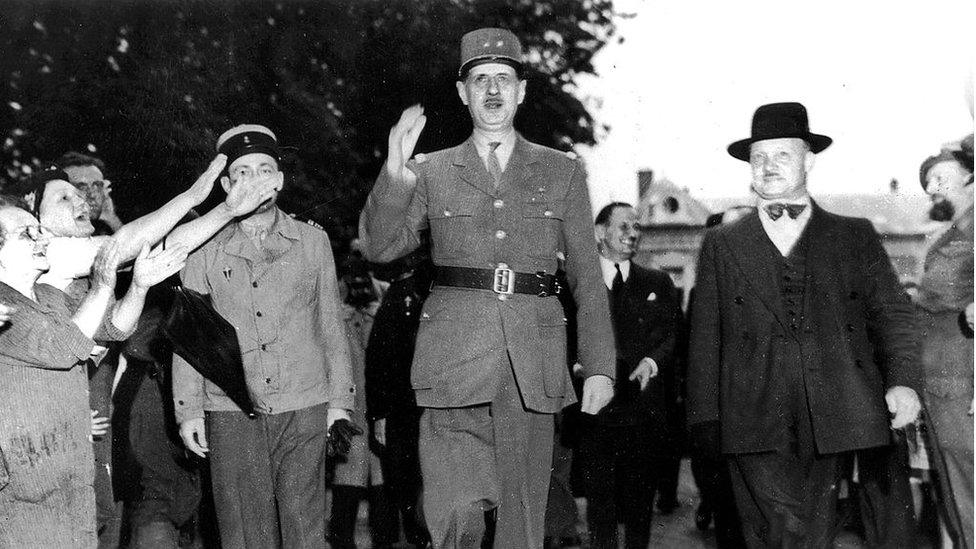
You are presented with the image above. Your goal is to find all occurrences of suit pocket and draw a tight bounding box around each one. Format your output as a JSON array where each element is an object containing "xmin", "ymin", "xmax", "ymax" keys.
[
  {"xmin": 522, "ymin": 200, "xmax": 566, "ymax": 260},
  {"xmin": 429, "ymin": 207, "xmax": 473, "ymax": 259},
  {"xmin": 410, "ymin": 299, "xmax": 456, "ymax": 389}
]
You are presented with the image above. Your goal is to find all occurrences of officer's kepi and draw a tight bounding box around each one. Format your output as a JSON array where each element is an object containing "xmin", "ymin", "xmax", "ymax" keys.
[
  {"xmin": 216, "ymin": 124, "xmax": 282, "ymax": 167},
  {"xmin": 458, "ymin": 27, "xmax": 524, "ymax": 79}
]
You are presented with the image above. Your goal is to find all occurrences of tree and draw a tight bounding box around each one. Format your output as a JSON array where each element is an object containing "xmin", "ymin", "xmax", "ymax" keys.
[{"xmin": 0, "ymin": 0, "xmax": 618, "ymax": 242}]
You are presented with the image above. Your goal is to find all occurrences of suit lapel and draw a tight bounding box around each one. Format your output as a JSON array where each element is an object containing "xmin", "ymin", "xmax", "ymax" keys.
[
  {"xmin": 722, "ymin": 213, "xmax": 788, "ymax": 328},
  {"xmin": 452, "ymin": 138, "xmax": 496, "ymax": 196},
  {"xmin": 802, "ymin": 202, "xmax": 839, "ymax": 328}
]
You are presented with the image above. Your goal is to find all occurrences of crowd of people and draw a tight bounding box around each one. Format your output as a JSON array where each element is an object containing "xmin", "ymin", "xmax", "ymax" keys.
[{"xmin": 0, "ymin": 25, "xmax": 971, "ymax": 549}]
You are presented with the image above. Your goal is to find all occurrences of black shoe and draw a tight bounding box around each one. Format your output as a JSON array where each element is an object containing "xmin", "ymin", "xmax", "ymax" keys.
[{"xmin": 695, "ymin": 504, "xmax": 713, "ymax": 531}]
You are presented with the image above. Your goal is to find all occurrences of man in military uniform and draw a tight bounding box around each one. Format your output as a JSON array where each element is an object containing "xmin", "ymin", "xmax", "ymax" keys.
[
  {"xmin": 173, "ymin": 125, "xmax": 355, "ymax": 548},
  {"xmin": 359, "ymin": 27, "xmax": 615, "ymax": 549}
]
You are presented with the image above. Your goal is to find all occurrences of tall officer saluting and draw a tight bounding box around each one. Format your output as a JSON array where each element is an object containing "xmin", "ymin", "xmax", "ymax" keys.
[{"xmin": 359, "ymin": 27, "xmax": 616, "ymax": 549}]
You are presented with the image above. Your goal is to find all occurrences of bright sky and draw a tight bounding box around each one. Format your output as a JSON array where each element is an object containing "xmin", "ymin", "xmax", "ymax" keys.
[{"xmin": 577, "ymin": 0, "xmax": 975, "ymax": 209}]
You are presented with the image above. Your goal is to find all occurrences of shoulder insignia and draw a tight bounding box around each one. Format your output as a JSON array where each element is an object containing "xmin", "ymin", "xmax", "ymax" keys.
[
  {"xmin": 413, "ymin": 153, "xmax": 428, "ymax": 164},
  {"xmin": 564, "ymin": 150, "xmax": 578, "ymax": 160},
  {"xmin": 288, "ymin": 213, "xmax": 325, "ymax": 231}
]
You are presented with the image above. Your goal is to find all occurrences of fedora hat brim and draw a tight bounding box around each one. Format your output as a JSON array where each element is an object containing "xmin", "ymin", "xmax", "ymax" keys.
[{"xmin": 728, "ymin": 133, "xmax": 832, "ymax": 161}]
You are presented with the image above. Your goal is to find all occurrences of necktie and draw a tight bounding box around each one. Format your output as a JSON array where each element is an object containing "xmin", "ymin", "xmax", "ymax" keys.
[
  {"xmin": 487, "ymin": 141, "xmax": 502, "ymax": 186},
  {"xmin": 765, "ymin": 202, "xmax": 807, "ymax": 221},
  {"xmin": 611, "ymin": 263, "xmax": 624, "ymax": 301}
]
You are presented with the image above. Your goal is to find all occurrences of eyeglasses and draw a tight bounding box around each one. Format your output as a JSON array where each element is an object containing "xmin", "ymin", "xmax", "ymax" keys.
[{"xmin": 4, "ymin": 225, "xmax": 50, "ymax": 243}]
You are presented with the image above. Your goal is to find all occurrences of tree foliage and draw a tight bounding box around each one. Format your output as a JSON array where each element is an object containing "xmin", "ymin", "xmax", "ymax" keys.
[{"xmin": 0, "ymin": 0, "xmax": 617, "ymax": 242}]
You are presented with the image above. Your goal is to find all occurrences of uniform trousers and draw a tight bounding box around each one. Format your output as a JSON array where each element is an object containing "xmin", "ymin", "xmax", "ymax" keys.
[
  {"xmin": 378, "ymin": 406, "xmax": 430, "ymax": 545},
  {"xmin": 544, "ymin": 410, "xmax": 579, "ymax": 542},
  {"xmin": 205, "ymin": 402, "xmax": 329, "ymax": 549},
  {"xmin": 924, "ymin": 397, "xmax": 974, "ymax": 549},
  {"xmin": 577, "ymin": 421, "xmax": 659, "ymax": 549},
  {"xmin": 419, "ymin": 362, "xmax": 554, "ymax": 549}
]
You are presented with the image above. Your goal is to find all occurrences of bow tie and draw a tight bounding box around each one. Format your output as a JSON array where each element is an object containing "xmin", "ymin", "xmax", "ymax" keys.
[{"xmin": 765, "ymin": 202, "xmax": 807, "ymax": 221}]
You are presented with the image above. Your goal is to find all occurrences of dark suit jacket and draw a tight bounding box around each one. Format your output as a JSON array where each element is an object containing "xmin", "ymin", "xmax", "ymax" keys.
[
  {"xmin": 359, "ymin": 135, "xmax": 616, "ymax": 413},
  {"xmin": 687, "ymin": 204, "xmax": 920, "ymax": 454},
  {"xmin": 597, "ymin": 263, "xmax": 683, "ymax": 428}
]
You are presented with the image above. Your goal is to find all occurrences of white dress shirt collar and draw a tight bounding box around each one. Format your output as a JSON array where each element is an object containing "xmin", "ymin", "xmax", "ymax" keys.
[
  {"xmin": 472, "ymin": 129, "xmax": 517, "ymax": 172},
  {"xmin": 599, "ymin": 256, "xmax": 631, "ymax": 289},
  {"xmin": 757, "ymin": 195, "xmax": 813, "ymax": 256}
]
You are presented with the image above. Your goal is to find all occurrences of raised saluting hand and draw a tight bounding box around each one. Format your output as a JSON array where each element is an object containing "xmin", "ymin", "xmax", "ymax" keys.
[{"xmin": 385, "ymin": 104, "xmax": 427, "ymax": 186}]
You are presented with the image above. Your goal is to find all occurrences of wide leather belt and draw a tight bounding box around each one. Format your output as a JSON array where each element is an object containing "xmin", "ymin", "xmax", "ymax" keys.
[{"xmin": 435, "ymin": 264, "xmax": 561, "ymax": 297}]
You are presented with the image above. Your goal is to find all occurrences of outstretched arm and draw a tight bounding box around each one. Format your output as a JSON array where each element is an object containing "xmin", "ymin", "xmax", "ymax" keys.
[
  {"xmin": 109, "ymin": 243, "xmax": 188, "ymax": 335},
  {"xmin": 165, "ymin": 172, "xmax": 282, "ymax": 253},
  {"xmin": 108, "ymin": 155, "xmax": 226, "ymax": 262}
]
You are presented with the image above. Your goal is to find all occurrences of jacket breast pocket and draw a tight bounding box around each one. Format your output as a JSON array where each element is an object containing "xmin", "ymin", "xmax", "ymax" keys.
[
  {"xmin": 429, "ymin": 207, "xmax": 474, "ymax": 259},
  {"xmin": 522, "ymin": 200, "xmax": 565, "ymax": 259}
]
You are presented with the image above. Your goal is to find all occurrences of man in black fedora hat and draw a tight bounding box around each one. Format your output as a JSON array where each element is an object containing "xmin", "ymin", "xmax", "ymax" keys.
[
  {"xmin": 359, "ymin": 27, "xmax": 615, "ymax": 549},
  {"xmin": 687, "ymin": 102, "xmax": 922, "ymax": 547}
]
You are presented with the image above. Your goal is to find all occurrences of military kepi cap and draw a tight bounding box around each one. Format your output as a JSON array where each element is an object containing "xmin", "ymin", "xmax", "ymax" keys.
[
  {"xmin": 216, "ymin": 124, "xmax": 281, "ymax": 167},
  {"xmin": 459, "ymin": 27, "xmax": 523, "ymax": 78}
]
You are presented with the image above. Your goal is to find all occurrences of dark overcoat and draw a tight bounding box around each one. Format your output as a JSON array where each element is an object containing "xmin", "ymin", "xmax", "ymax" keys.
[{"xmin": 687, "ymin": 204, "xmax": 919, "ymax": 454}]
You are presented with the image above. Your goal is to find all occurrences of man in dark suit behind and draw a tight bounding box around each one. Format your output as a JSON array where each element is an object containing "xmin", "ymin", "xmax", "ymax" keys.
[
  {"xmin": 578, "ymin": 202, "xmax": 684, "ymax": 549},
  {"xmin": 687, "ymin": 102, "xmax": 922, "ymax": 548}
]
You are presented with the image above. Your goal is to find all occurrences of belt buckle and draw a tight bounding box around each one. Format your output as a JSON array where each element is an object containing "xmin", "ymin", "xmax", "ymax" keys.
[{"xmin": 493, "ymin": 263, "xmax": 515, "ymax": 295}]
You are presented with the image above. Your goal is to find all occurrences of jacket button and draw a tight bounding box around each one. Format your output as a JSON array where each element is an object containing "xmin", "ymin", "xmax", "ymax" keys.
[
  {"xmin": 261, "ymin": 344, "xmax": 267, "ymax": 351},
  {"xmin": 855, "ymin": 359, "xmax": 863, "ymax": 368},
  {"xmin": 252, "ymin": 281, "xmax": 258, "ymax": 288},
  {"xmin": 790, "ymin": 323, "xmax": 798, "ymax": 330},
  {"xmin": 734, "ymin": 296, "xmax": 744, "ymax": 304},
  {"xmin": 493, "ymin": 199, "xmax": 504, "ymax": 208},
  {"xmin": 849, "ymin": 291, "xmax": 859, "ymax": 299},
  {"xmin": 256, "ymin": 311, "xmax": 263, "ymax": 317},
  {"xmin": 265, "ymin": 377, "xmax": 271, "ymax": 384},
  {"xmin": 495, "ymin": 230, "xmax": 506, "ymax": 239},
  {"xmin": 544, "ymin": 210, "xmax": 553, "ymax": 217},
  {"xmin": 443, "ymin": 210, "xmax": 452, "ymax": 217},
  {"xmin": 177, "ymin": 400, "xmax": 184, "ymax": 405}
]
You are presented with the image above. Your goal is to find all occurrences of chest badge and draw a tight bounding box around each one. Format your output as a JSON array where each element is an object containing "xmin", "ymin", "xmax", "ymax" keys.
[
  {"xmin": 222, "ymin": 267, "xmax": 233, "ymax": 281},
  {"xmin": 646, "ymin": 292, "xmax": 657, "ymax": 301}
]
